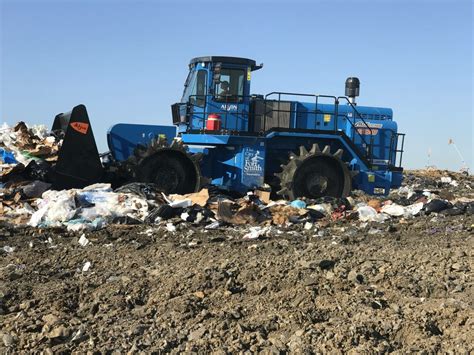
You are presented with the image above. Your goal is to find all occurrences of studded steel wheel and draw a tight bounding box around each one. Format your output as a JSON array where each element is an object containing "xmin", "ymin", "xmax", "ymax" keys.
[
  {"xmin": 125, "ymin": 136, "xmax": 205, "ymax": 194},
  {"xmin": 275, "ymin": 144, "xmax": 353, "ymax": 199}
]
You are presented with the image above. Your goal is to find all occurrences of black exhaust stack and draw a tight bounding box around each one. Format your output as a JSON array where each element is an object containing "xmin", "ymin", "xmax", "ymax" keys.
[
  {"xmin": 52, "ymin": 104, "xmax": 104, "ymax": 189},
  {"xmin": 345, "ymin": 77, "xmax": 360, "ymax": 105}
]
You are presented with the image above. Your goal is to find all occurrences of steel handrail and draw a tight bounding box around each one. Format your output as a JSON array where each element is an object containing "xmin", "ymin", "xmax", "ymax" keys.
[{"xmin": 186, "ymin": 93, "xmax": 378, "ymax": 166}]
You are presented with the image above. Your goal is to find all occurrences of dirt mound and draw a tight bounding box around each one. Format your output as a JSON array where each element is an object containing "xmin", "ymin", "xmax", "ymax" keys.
[{"xmin": 1, "ymin": 211, "xmax": 472, "ymax": 353}]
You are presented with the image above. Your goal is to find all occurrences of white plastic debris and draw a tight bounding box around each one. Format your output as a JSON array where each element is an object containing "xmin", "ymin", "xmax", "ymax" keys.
[
  {"xmin": 168, "ymin": 199, "xmax": 192, "ymax": 208},
  {"xmin": 3, "ymin": 246, "xmax": 15, "ymax": 253},
  {"xmin": 261, "ymin": 200, "xmax": 288, "ymax": 209},
  {"xmin": 205, "ymin": 221, "xmax": 220, "ymax": 229},
  {"xmin": 29, "ymin": 124, "xmax": 48, "ymax": 140},
  {"xmin": 165, "ymin": 223, "xmax": 176, "ymax": 232},
  {"xmin": 356, "ymin": 205, "xmax": 390, "ymax": 222},
  {"xmin": 307, "ymin": 203, "xmax": 332, "ymax": 215},
  {"xmin": 243, "ymin": 226, "xmax": 269, "ymax": 239},
  {"xmin": 381, "ymin": 204, "xmax": 405, "ymax": 217},
  {"xmin": 441, "ymin": 177, "xmax": 452, "ymax": 184},
  {"xmin": 28, "ymin": 183, "xmax": 149, "ymax": 229},
  {"xmin": 368, "ymin": 228, "xmax": 381, "ymax": 235},
  {"xmin": 195, "ymin": 212, "xmax": 205, "ymax": 224},
  {"xmin": 70, "ymin": 327, "xmax": 85, "ymax": 342},
  {"xmin": 357, "ymin": 206, "xmax": 378, "ymax": 221},
  {"xmin": 423, "ymin": 190, "xmax": 434, "ymax": 199},
  {"xmin": 82, "ymin": 261, "xmax": 92, "ymax": 272},
  {"xmin": 66, "ymin": 218, "xmax": 105, "ymax": 232},
  {"xmin": 397, "ymin": 186, "xmax": 415, "ymax": 199},
  {"xmin": 29, "ymin": 189, "xmax": 77, "ymax": 227},
  {"xmin": 403, "ymin": 202, "xmax": 424, "ymax": 217},
  {"xmin": 78, "ymin": 234, "xmax": 90, "ymax": 247},
  {"xmin": 372, "ymin": 213, "xmax": 390, "ymax": 222},
  {"xmin": 139, "ymin": 228, "xmax": 154, "ymax": 236},
  {"xmin": 440, "ymin": 177, "xmax": 458, "ymax": 186},
  {"xmin": 304, "ymin": 222, "xmax": 313, "ymax": 230}
]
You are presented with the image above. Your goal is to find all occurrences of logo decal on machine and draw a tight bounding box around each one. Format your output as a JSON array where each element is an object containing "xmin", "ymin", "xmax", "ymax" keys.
[
  {"xmin": 70, "ymin": 122, "xmax": 89, "ymax": 134},
  {"xmin": 220, "ymin": 104, "xmax": 238, "ymax": 111},
  {"xmin": 243, "ymin": 148, "xmax": 264, "ymax": 176},
  {"xmin": 355, "ymin": 121, "xmax": 382, "ymax": 135}
]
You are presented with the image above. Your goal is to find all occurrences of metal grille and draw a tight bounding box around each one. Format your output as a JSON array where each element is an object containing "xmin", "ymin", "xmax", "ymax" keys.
[{"xmin": 252, "ymin": 100, "xmax": 291, "ymax": 131}]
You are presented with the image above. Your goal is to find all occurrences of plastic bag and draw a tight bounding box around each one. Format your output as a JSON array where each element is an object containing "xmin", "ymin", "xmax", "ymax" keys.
[
  {"xmin": 0, "ymin": 148, "xmax": 17, "ymax": 164},
  {"xmin": 381, "ymin": 204, "xmax": 405, "ymax": 217},
  {"xmin": 357, "ymin": 206, "xmax": 378, "ymax": 221}
]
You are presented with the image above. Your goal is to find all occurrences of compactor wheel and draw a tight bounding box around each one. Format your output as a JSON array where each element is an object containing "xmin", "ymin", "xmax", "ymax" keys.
[
  {"xmin": 275, "ymin": 144, "xmax": 353, "ymax": 199},
  {"xmin": 128, "ymin": 136, "xmax": 205, "ymax": 194}
]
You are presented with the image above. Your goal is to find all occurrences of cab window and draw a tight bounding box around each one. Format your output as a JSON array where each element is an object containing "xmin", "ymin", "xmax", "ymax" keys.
[
  {"xmin": 194, "ymin": 70, "xmax": 207, "ymax": 107},
  {"xmin": 182, "ymin": 70, "xmax": 207, "ymax": 107},
  {"xmin": 214, "ymin": 68, "xmax": 244, "ymax": 102}
]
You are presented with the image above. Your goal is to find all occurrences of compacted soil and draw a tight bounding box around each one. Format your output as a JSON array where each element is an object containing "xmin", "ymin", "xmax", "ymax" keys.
[{"xmin": 1, "ymin": 212, "xmax": 472, "ymax": 353}]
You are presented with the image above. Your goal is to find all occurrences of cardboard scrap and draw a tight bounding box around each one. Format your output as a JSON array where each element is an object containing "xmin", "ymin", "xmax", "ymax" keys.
[{"xmin": 169, "ymin": 188, "xmax": 209, "ymax": 207}]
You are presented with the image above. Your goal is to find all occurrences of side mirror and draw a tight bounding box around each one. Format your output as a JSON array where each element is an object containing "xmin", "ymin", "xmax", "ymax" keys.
[{"xmin": 171, "ymin": 103, "xmax": 190, "ymax": 124}]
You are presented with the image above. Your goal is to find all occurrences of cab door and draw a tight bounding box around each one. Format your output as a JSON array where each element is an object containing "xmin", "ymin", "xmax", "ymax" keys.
[
  {"xmin": 186, "ymin": 69, "xmax": 208, "ymax": 130},
  {"xmin": 206, "ymin": 65, "xmax": 250, "ymax": 132}
]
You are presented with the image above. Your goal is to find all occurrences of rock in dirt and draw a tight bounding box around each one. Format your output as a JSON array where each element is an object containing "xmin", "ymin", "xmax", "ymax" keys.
[
  {"xmin": 47, "ymin": 326, "xmax": 70, "ymax": 339},
  {"xmin": 2, "ymin": 333, "xmax": 15, "ymax": 347},
  {"xmin": 318, "ymin": 259, "xmax": 336, "ymax": 270},
  {"xmin": 348, "ymin": 270, "xmax": 364, "ymax": 284}
]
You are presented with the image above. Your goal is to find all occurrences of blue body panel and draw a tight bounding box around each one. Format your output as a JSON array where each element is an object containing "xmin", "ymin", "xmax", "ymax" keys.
[{"xmin": 107, "ymin": 123, "xmax": 176, "ymax": 161}]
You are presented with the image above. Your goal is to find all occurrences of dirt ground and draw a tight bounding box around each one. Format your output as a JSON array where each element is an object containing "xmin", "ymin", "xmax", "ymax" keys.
[{"xmin": 1, "ymin": 211, "xmax": 472, "ymax": 353}]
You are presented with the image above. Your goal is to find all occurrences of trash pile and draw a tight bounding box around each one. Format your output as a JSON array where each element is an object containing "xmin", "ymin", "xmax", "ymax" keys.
[
  {"xmin": 0, "ymin": 169, "xmax": 472, "ymax": 234},
  {"xmin": 1, "ymin": 123, "xmax": 473, "ymax": 234},
  {"xmin": 1, "ymin": 121, "xmax": 60, "ymax": 184}
]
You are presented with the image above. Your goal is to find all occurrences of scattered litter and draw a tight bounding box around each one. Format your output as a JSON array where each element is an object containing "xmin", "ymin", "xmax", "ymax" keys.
[
  {"xmin": 78, "ymin": 234, "xmax": 90, "ymax": 247},
  {"xmin": 404, "ymin": 202, "xmax": 424, "ymax": 216},
  {"xmin": 3, "ymin": 246, "xmax": 15, "ymax": 253},
  {"xmin": 172, "ymin": 189, "xmax": 209, "ymax": 207},
  {"xmin": 166, "ymin": 223, "xmax": 176, "ymax": 232},
  {"xmin": 307, "ymin": 203, "xmax": 332, "ymax": 215},
  {"xmin": 0, "ymin": 148, "xmax": 17, "ymax": 164},
  {"xmin": 357, "ymin": 206, "xmax": 378, "ymax": 221},
  {"xmin": 440, "ymin": 177, "xmax": 458, "ymax": 187},
  {"xmin": 146, "ymin": 205, "xmax": 179, "ymax": 222},
  {"xmin": 381, "ymin": 204, "xmax": 405, "ymax": 217},
  {"xmin": 368, "ymin": 228, "xmax": 381, "ymax": 235},
  {"xmin": 82, "ymin": 261, "xmax": 92, "ymax": 272},
  {"xmin": 425, "ymin": 199, "xmax": 451, "ymax": 214},
  {"xmin": 22, "ymin": 181, "xmax": 52, "ymax": 198},
  {"xmin": 254, "ymin": 189, "xmax": 271, "ymax": 204},
  {"xmin": 217, "ymin": 201, "xmax": 261, "ymax": 225},
  {"xmin": 0, "ymin": 142, "xmax": 472, "ymax": 238},
  {"xmin": 205, "ymin": 221, "xmax": 220, "ymax": 229},
  {"xmin": 27, "ymin": 184, "xmax": 148, "ymax": 230},
  {"xmin": 290, "ymin": 199, "xmax": 307, "ymax": 209},
  {"xmin": 0, "ymin": 121, "xmax": 59, "ymax": 167},
  {"xmin": 243, "ymin": 226, "xmax": 269, "ymax": 239}
]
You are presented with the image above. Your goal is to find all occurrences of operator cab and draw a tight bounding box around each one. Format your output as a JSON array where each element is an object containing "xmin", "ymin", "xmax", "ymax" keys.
[{"xmin": 171, "ymin": 56, "xmax": 262, "ymax": 133}]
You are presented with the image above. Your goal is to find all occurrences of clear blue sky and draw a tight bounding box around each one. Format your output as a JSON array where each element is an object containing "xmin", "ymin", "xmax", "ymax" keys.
[{"xmin": 1, "ymin": 0, "xmax": 472, "ymax": 171}]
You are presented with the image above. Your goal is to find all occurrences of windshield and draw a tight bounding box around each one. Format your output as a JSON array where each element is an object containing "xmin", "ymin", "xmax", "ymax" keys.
[
  {"xmin": 181, "ymin": 70, "xmax": 197, "ymax": 103},
  {"xmin": 214, "ymin": 68, "xmax": 244, "ymax": 102}
]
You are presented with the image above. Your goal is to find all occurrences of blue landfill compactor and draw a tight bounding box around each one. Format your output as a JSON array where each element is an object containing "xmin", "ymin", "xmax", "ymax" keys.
[{"xmin": 51, "ymin": 56, "xmax": 406, "ymax": 199}]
